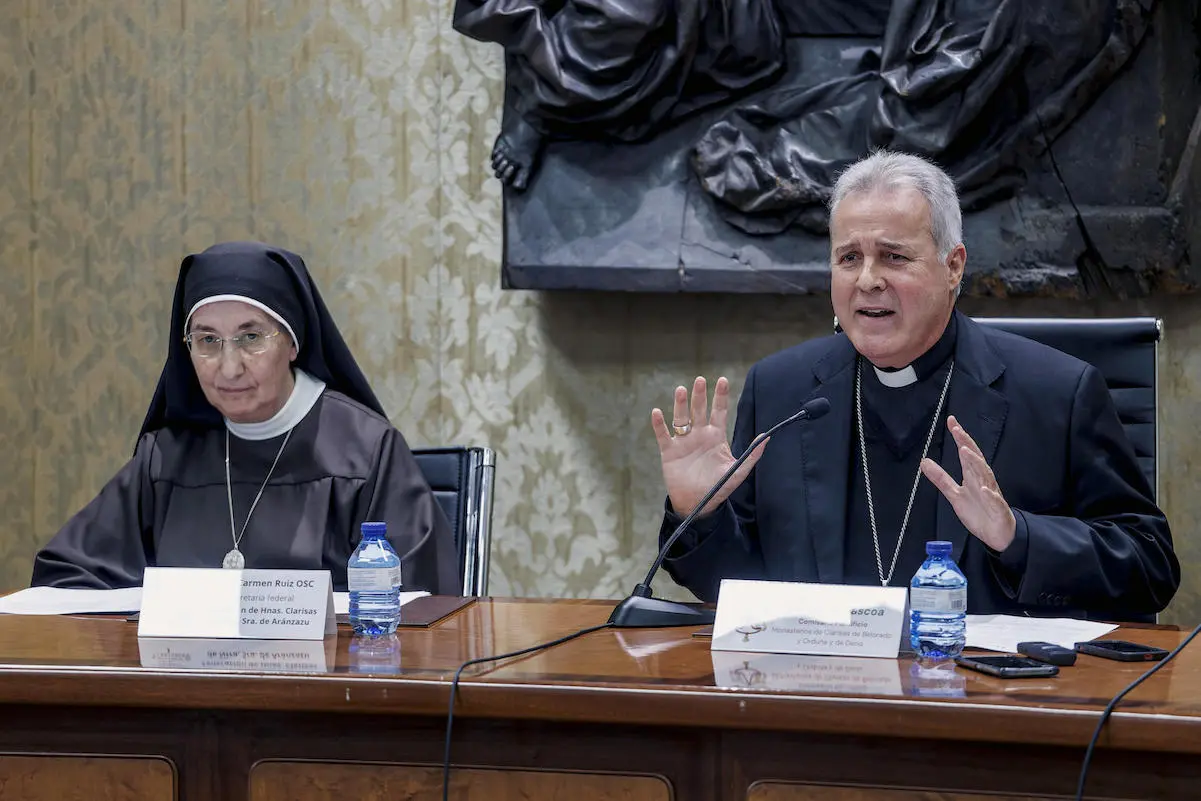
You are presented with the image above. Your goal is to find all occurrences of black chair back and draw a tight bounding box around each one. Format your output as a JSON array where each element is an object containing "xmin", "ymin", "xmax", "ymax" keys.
[
  {"xmin": 974, "ymin": 317, "xmax": 1161, "ymax": 500},
  {"xmin": 411, "ymin": 446, "xmax": 497, "ymax": 596}
]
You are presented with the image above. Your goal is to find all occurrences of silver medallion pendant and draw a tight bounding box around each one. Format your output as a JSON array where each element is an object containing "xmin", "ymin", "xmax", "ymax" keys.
[{"xmin": 222, "ymin": 548, "xmax": 246, "ymax": 569}]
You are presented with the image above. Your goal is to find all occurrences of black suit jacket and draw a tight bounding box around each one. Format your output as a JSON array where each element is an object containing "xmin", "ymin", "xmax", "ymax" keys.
[{"xmin": 661, "ymin": 314, "xmax": 1179, "ymax": 620}]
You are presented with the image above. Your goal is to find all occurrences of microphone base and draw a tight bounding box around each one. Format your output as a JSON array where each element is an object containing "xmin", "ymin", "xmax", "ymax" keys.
[{"xmin": 607, "ymin": 595, "xmax": 716, "ymax": 628}]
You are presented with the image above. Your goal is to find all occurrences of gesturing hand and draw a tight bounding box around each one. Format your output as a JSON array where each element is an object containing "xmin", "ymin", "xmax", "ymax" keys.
[
  {"xmin": 920, "ymin": 415, "xmax": 1016, "ymax": 552},
  {"xmin": 651, "ymin": 376, "xmax": 767, "ymax": 517}
]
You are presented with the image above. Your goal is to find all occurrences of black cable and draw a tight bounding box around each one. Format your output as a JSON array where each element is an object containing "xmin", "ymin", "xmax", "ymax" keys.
[
  {"xmin": 441, "ymin": 622, "xmax": 613, "ymax": 801},
  {"xmin": 1075, "ymin": 623, "xmax": 1201, "ymax": 801}
]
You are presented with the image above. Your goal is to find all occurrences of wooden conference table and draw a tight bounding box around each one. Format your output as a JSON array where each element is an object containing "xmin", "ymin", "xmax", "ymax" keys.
[{"xmin": 0, "ymin": 597, "xmax": 1197, "ymax": 801}]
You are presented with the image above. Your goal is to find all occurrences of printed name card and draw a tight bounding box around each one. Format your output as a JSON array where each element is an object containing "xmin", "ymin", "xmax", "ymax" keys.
[
  {"xmin": 711, "ymin": 579, "xmax": 907, "ymax": 658},
  {"xmin": 138, "ymin": 567, "xmax": 336, "ymax": 641}
]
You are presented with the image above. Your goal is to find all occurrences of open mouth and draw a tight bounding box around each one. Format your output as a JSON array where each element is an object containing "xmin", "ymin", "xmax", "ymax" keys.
[{"xmin": 857, "ymin": 309, "xmax": 895, "ymax": 318}]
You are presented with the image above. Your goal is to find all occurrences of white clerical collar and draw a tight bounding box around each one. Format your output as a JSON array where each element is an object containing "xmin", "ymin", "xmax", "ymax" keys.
[
  {"xmin": 226, "ymin": 368, "xmax": 326, "ymax": 440},
  {"xmin": 872, "ymin": 364, "xmax": 918, "ymax": 388}
]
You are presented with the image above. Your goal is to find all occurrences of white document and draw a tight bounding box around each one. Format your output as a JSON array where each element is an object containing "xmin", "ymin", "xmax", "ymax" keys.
[
  {"xmin": 0, "ymin": 586, "xmax": 143, "ymax": 615},
  {"xmin": 332, "ymin": 590, "xmax": 430, "ymax": 615},
  {"xmin": 0, "ymin": 586, "xmax": 431, "ymax": 618},
  {"xmin": 711, "ymin": 579, "xmax": 908, "ymax": 659},
  {"xmin": 966, "ymin": 614, "xmax": 1118, "ymax": 653}
]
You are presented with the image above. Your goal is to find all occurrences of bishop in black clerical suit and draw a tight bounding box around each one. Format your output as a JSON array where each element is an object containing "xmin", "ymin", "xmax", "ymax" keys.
[
  {"xmin": 32, "ymin": 242, "xmax": 459, "ymax": 594},
  {"xmin": 651, "ymin": 152, "xmax": 1179, "ymax": 621}
]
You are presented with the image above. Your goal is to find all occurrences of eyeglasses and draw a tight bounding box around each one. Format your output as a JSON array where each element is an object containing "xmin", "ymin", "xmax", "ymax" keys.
[{"xmin": 184, "ymin": 329, "xmax": 283, "ymax": 358}]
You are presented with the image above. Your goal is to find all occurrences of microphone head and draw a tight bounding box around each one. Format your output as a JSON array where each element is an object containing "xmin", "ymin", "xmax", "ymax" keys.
[{"xmin": 802, "ymin": 397, "xmax": 831, "ymax": 420}]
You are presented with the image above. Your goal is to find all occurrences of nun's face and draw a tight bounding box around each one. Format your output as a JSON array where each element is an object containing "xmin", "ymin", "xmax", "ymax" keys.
[{"xmin": 187, "ymin": 301, "xmax": 298, "ymax": 423}]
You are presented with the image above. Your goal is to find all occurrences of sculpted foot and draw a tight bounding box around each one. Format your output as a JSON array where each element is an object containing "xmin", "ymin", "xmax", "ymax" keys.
[{"xmin": 491, "ymin": 113, "xmax": 544, "ymax": 191}]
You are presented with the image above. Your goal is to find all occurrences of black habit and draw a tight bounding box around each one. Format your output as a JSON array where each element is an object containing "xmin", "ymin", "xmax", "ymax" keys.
[{"xmin": 32, "ymin": 242, "xmax": 459, "ymax": 594}]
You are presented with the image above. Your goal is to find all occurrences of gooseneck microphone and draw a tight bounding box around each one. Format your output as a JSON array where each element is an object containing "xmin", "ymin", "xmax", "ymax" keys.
[{"xmin": 608, "ymin": 396, "xmax": 831, "ymax": 628}]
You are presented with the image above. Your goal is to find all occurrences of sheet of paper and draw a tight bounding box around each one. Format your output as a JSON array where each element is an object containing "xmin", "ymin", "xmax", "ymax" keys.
[
  {"xmin": 332, "ymin": 590, "xmax": 429, "ymax": 616},
  {"xmin": 0, "ymin": 586, "xmax": 143, "ymax": 615},
  {"xmin": 1, "ymin": 587, "xmax": 430, "ymax": 617},
  {"xmin": 965, "ymin": 614, "xmax": 1117, "ymax": 653}
]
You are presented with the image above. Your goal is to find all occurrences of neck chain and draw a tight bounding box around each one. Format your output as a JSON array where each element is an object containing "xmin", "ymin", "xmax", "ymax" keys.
[
  {"xmin": 222, "ymin": 427, "xmax": 293, "ymax": 569},
  {"xmin": 855, "ymin": 357, "xmax": 954, "ymax": 586}
]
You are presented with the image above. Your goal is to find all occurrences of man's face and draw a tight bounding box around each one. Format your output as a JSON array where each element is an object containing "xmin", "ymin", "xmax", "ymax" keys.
[{"xmin": 829, "ymin": 186, "xmax": 966, "ymax": 368}]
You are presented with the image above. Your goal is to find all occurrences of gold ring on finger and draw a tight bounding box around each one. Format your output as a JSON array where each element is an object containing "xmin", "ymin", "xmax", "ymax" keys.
[{"xmin": 671, "ymin": 420, "xmax": 692, "ymax": 437}]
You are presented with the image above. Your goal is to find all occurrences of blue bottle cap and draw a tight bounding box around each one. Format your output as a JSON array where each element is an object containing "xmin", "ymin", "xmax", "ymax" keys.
[
  {"xmin": 361, "ymin": 521, "xmax": 387, "ymax": 538},
  {"xmin": 926, "ymin": 540, "xmax": 952, "ymax": 556}
]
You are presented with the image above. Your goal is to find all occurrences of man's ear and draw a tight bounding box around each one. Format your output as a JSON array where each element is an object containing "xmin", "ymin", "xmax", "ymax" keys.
[{"xmin": 946, "ymin": 243, "xmax": 967, "ymax": 288}]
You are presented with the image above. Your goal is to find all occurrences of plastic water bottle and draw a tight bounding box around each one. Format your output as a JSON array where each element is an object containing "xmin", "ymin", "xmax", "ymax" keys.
[
  {"xmin": 909, "ymin": 540, "xmax": 967, "ymax": 660},
  {"xmin": 348, "ymin": 521, "xmax": 402, "ymax": 636}
]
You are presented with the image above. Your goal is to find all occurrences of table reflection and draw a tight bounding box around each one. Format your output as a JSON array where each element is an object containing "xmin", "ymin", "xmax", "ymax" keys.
[
  {"xmin": 348, "ymin": 634, "xmax": 401, "ymax": 674},
  {"xmin": 711, "ymin": 651, "xmax": 903, "ymax": 696},
  {"xmin": 905, "ymin": 658, "xmax": 967, "ymax": 698},
  {"xmin": 137, "ymin": 636, "xmax": 336, "ymax": 674}
]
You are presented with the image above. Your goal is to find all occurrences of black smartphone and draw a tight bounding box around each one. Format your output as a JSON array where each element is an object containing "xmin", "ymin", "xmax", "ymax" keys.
[
  {"xmin": 1074, "ymin": 639, "xmax": 1169, "ymax": 662},
  {"xmin": 954, "ymin": 655, "xmax": 1060, "ymax": 678},
  {"xmin": 1017, "ymin": 641, "xmax": 1077, "ymax": 666}
]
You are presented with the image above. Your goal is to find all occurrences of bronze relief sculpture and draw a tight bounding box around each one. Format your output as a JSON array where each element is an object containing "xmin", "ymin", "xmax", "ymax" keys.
[{"xmin": 455, "ymin": 0, "xmax": 1200, "ymax": 298}]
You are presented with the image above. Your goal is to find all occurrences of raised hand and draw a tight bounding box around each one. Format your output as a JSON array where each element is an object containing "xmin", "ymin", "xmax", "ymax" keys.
[
  {"xmin": 651, "ymin": 376, "xmax": 767, "ymax": 517},
  {"xmin": 920, "ymin": 415, "xmax": 1017, "ymax": 552}
]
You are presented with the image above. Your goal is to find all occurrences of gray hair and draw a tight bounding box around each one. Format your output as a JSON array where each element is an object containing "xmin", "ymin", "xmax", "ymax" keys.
[{"xmin": 829, "ymin": 150, "xmax": 963, "ymax": 261}]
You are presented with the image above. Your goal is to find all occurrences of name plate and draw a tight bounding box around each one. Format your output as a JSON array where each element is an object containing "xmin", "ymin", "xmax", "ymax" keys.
[
  {"xmin": 138, "ymin": 567, "xmax": 335, "ymax": 640},
  {"xmin": 711, "ymin": 579, "xmax": 906, "ymax": 658}
]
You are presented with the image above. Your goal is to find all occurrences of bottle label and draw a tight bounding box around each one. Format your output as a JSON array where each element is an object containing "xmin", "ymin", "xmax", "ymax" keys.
[
  {"xmin": 910, "ymin": 587, "xmax": 966, "ymax": 614},
  {"xmin": 348, "ymin": 566, "xmax": 402, "ymax": 593}
]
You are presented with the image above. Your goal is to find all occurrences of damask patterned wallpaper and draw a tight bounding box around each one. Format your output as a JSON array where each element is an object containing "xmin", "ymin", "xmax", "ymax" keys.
[{"xmin": 0, "ymin": 1, "xmax": 1197, "ymax": 624}]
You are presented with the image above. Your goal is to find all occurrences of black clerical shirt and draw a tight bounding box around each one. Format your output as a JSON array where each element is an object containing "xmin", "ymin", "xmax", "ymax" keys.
[{"xmin": 844, "ymin": 315, "xmax": 957, "ymax": 587}]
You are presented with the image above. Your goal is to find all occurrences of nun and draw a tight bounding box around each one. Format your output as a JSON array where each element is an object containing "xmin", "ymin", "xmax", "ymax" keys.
[{"xmin": 32, "ymin": 241, "xmax": 459, "ymax": 594}]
